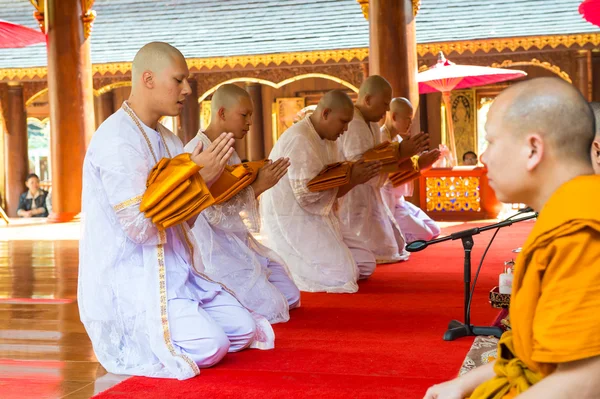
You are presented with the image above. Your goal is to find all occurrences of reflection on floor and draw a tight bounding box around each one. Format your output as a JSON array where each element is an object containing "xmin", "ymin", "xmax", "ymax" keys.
[
  {"xmin": 0, "ymin": 219, "xmax": 127, "ymax": 399},
  {"xmin": 0, "ymin": 217, "xmax": 487, "ymax": 398}
]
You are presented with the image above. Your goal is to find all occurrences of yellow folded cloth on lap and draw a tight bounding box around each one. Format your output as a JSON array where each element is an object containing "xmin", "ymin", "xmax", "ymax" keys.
[
  {"xmin": 140, "ymin": 153, "xmax": 214, "ymax": 230},
  {"xmin": 388, "ymin": 156, "xmax": 420, "ymax": 187},
  {"xmin": 209, "ymin": 159, "xmax": 267, "ymax": 203},
  {"xmin": 307, "ymin": 161, "xmax": 354, "ymax": 192}
]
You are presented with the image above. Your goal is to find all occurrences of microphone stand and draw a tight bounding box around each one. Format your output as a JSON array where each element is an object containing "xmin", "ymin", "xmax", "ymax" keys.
[{"xmin": 406, "ymin": 211, "xmax": 538, "ymax": 341}]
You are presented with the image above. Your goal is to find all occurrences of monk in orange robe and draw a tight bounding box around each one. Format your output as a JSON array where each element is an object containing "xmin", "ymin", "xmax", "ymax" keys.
[{"xmin": 424, "ymin": 77, "xmax": 600, "ymax": 399}]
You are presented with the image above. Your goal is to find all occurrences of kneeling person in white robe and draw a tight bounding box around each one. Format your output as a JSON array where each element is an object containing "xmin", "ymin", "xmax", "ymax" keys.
[
  {"xmin": 260, "ymin": 90, "xmax": 382, "ymax": 293},
  {"xmin": 185, "ymin": 84, "xmax": 300, "ymax": 324},
  {"xmin": 380, "ymin": 98, "xmax": 441, "ymax": 242},
  {"xmin": 78, "ymin": 42, "xmax": 273, "ymax": 380},
  {"xmin": 337, "ymin": 76, "xmax": 429, "ymax": 263}
]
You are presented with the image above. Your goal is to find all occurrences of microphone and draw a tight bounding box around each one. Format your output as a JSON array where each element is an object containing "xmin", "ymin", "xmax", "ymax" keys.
[
  {"xmin": 406, "ymin": 240, "xmax": 428, "ymax": 252},
  {"xmin": 518, "ymin": 206, "xmax": 535, "ymax": 214}
]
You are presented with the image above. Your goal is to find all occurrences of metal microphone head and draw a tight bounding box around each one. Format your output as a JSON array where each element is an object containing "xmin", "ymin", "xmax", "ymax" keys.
[
  {"xmin": 519, "ymin": 206, "xmax": 535, "ymax": 214},
  {"xmin": 406, "ymin": 240, "xmax": 428, "ymax": 252}
]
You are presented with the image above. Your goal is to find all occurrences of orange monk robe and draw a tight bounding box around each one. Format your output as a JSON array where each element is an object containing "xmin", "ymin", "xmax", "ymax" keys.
[{"xmin": 470, "ymin": 175, "xmax": 600, "ymax": 399}]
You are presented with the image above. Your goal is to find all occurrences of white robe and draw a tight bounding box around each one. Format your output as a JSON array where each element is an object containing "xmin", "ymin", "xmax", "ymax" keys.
[
  {"xmin": 184, "ymin": 132, "xmax": 300, "ymax": 324},
  {"xmin": 379, "ymin": 125, "xmax": 441, "ymax": 243},
  {"xmin": 337, "ymin": 108, "xmax": 407, "ymax": 263},
  {"xmin": 260, "ymin": 117, "xmax": 369, "ymax": 293},
  {"xmin": 78, "ymin": 104, "xmax": 274, "ymax": 380}
]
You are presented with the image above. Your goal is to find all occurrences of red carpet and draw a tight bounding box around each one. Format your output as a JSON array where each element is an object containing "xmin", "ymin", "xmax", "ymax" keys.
[{"xmin": 94, "ymin": 221, "xmax": 533, "ymax": 399}]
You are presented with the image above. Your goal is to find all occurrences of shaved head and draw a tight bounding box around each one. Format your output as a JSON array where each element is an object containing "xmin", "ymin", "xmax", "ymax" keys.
[
  {"xmin": 495, "ymin": 77, "xmax": 594, "ymax": 161},
  {"xmin": 315, "ymin": 89, "xmax": 354, "ymax": 114},
  {"xmin": 206, "ymin": 84, "xmax": 253, "ymax": 140},
  {"xmin": 356, "ymin": 75, "xmax": 393, "ymax": 122},
  {"xmin": 131, "ymin": 42, "xmax": 186, "ymax": 88},
  {"xmin": 482, "ymin": 77, "xmax": 595, "ymax": 208},
  {"xmin": 385, "ymin": 97, "xmax": 414, "ymax": 139},
  {"xmin": 128, "ymin": 42, "xmax": 191, "ymax": 126},
  {"xmin": 358, "ymin": 75, "xmax": 392, "ymax": 100},
  {"xmin": 390, "ymin": 97, "xmax": 413, "ymax": 117},
  {"xmin": 589, "ymin": 102, "xmax": 600, "ymax": 174},
  {"xmin": 310, "ymin": 90, "xmax": 355, "ymax": 141},
  {"xmin": 589, "ymin": 102, "xmax": 600, "ymax": 137},
  {"xmin": 211, "ymin": 84, "xmax": 252, "ymax": 116}
]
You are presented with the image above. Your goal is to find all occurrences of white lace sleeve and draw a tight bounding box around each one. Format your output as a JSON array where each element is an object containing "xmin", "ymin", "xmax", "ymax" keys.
[
  {"xmin": 96, "ymin": 139, "xmax": 165, "ymax": 246},
  {"xmin": 203, "ymin": 186, "xmax": 260, "ymax": 233},
  {"xmin": 112, "ymin": 197, "xmax": 166, "ymax": 245},
  {"xmin": 289, "ymin": 178, "xmax": 337, "ymax": 216}
]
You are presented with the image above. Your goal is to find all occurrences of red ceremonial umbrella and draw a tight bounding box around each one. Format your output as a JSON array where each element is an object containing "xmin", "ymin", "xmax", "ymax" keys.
[
  {"xmin": 580, "ymin": 0, "xmax": 600, "ymax": 27},
  {"xmin": 418, "ymin": 52, "xmax": 527, "ymax": 166},
  {"xmin": 0, "ymin": 20, "xmax": 45, "ymax": 48}
]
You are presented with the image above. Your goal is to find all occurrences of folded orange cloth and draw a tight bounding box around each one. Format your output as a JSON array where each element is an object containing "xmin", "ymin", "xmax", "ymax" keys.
[
  {"xmin": 388, "ymin": 156, "xmax": 420, "ymax": 187},
  {"xmin": 210, "ymin": 159, "xmax": 267, "ymax": 203},
  {"xmin": 307, "ymin": 161, "xmax": 354, "ymax": 192},
  {"xmin": 362, "ymin": 141, "xmax": 401, "ymax": 173},
  {"xmin": 140, "ymin": 153, "xmax": 214, "ymax": 231}
]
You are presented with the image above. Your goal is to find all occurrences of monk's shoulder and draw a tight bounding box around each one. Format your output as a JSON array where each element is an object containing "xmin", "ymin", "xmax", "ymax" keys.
[{"xmin": 536, "ymin": 226, "xmax": 600, "ymax": 272}]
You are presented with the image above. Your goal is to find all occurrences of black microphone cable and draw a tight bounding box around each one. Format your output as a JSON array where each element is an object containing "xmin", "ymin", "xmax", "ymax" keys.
[{"xmin": 465, "ymin": 207, "xmax": 536, "ymax": 324}]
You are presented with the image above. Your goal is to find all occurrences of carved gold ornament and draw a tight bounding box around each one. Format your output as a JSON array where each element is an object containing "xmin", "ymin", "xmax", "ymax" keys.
[
  {"xmin": 425, "ymin": 176, "xmax": 481, "ymax": 212},
  {"xmin": 491, "ymin": 59, "xmax": 572, "ymax": 83},
  {"xmin": 356, "ymin": 0, "xmax": 420, "ymax": 19},
  {"xmin": 81, "ymin": 0, "xmax": 97, "ymax": 40},
  {"xmin": 29, "ymin": 0, "xmax": 45, "ymax": 33},
  {"xmin": 2, "ymin": 33, "xmax": 599, "ymax": 81}
]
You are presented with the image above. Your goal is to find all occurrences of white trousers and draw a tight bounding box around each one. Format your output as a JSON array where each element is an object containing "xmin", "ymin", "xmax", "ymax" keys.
[
  {"xmin": 267, "ymin": 261, "xmax": 301, "ymax": 309},
  {"xmin": 168, "ymin": 289, "xmax": 256, "ymax": 368},
  {"xmin": 394, "ymin": 199, "xmax": 441, "ymax": 242}
]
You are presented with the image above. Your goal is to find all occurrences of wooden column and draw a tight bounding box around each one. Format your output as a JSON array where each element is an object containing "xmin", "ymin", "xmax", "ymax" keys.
[
  {"xmin": 180, "ymin": 78, "xmax": 199, "ymax": 144},
  {"xmin": 576, "ymin": 50, "xmax": 593, "ymax": 102},
  {"xmin": 45, "ymin": 0, "xmax": 96, "ymax": 222},
  {"xmin": 94, "ymin": 91, "xmax": 114, "ymax": 128},
  {"xmin": 368, "ymin": 0, "xmax": 421, "ymax": 206},
  {"xmin": 261, "ymin": 85, "xmax": 275, "ymax": 156},
  {"xmin": 4, "ymin": 83, "xmax": 28, "ymax": 217},
  {"xmin": 246, "ymin": 83, "xmax": 265, "ymax": 161},
  {"xmin": 368, "ymin": 0, "xmax": 419, "ymax": 131}
]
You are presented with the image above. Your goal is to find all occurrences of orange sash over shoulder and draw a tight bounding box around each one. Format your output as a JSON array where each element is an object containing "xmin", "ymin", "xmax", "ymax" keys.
[
  {"xmin": 470, "ymin": 175, "xmax": 600, "ymax": 399},
  {"xmin": 140, "ymin": 153, "xmax": 214, "ymax": 230}
]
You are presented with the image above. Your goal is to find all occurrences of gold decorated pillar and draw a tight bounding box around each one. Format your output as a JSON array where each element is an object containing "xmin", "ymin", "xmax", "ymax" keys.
[{"xmin": 31, "ymin": 0, "xmax": 97, "ymax": 222}]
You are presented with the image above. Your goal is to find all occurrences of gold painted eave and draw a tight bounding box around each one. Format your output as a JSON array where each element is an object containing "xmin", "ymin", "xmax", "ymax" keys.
[
  {"xmin": 0, "ymin": 48, "xmax": 370, "ymax": 81},
  {"xmin": 2, "ymin": 33, "xmax": 599, "ymax": 81}
]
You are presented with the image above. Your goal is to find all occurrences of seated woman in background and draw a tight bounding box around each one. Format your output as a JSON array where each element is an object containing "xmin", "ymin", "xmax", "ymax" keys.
[
  {"xmin": 462, "ymin": 150, "xmax": 478, "ymax": 166},
  {"xmin": 17, "ymin": 173, "xmax": 49, "ymax": 218}
]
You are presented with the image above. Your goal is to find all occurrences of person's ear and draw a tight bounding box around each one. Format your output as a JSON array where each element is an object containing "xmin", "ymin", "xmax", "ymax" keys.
[
  {"xmin": 525, "ymin": 134, "xmax": 544, "ymax": 171},
  {"xmin": 142, "ymin": 71, "xmax": 154, "ymax": 89}
]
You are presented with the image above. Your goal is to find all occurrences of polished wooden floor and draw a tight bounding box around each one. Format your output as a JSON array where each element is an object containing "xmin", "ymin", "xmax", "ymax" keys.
[
  {"xmin": 0, "ymin": 217, "xmax": 473, "ymax": 398},
  {"xmin": 0, "ymin": 219, "xmax": 127, "ymax": 399}
]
